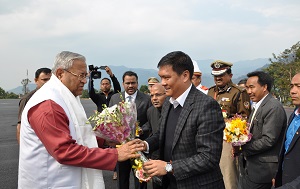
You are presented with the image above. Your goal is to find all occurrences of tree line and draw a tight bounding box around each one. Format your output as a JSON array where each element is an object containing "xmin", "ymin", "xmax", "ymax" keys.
[
  {"xmin": 0, "ymin": 87, "xmax": 19, "ymax": 99},
  {"xmin": 263, "ymin": 41, "xmax": 300, "ymax": 106}
]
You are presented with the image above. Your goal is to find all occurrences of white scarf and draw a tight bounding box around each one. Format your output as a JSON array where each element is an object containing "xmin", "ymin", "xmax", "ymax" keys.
[{"xmin": 51, "ymin": 74, "xmax": 105, "ymax": 189}]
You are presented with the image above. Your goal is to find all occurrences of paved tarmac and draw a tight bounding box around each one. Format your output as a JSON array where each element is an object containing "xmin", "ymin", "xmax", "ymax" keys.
[
  {"xmin": 0, "ymin": 99, "xmax": 294, "ymax": 189},
  {"xmin": 0, "ymin": 99, "xmax": 154, "ymax": 189}
]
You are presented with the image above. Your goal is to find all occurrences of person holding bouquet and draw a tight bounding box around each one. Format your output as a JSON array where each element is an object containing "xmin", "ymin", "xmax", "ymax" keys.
[
  {"xmin": 18, "ymin": 51, "xmax": 145, "ymax": 189},
  {"xmin": 207, "ymin": 60, "xmax": 251, "ymax": 189},
  {"xmin": 237, "ymin": 71, "xmax": 286, "ymax": 189},
  {"xmin": 142, "ymin": 51, "xmax": 226, "ymax": 189},
  {"xmin": 109, "ymin": 71, "xmax": 152, "ymax": 189}
]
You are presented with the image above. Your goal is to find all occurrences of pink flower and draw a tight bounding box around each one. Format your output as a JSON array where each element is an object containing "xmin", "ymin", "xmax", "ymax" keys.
[{"xmin": 89, "ymin": 100, "xmax": 137, "ymax": 144}]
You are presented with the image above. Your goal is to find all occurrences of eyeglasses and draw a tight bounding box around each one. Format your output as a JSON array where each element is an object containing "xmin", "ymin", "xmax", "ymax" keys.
[
  {"xmin": 150, "ymin": 93, "xmax": 166, "ymax": 98},
  {"xmin": 64, "ymin": 69, "xmax": 89, "ymax": 81}
]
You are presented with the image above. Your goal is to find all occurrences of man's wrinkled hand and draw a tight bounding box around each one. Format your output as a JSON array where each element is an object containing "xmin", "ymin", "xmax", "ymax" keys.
[{"xmin": 117, "ymin": 139, "xmax": 145, "ymax": 162}]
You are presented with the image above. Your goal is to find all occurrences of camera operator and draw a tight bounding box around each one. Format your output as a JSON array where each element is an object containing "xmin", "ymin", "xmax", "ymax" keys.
[{"xmin": 88, "ymin": 66, "xmax": 121, "ymax": 112}]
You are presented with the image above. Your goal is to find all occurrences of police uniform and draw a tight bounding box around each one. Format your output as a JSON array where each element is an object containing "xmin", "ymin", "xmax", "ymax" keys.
[
  {"xmin": 208, "ymin": 60, "xmax": 251, "ymax": 189},
  {"xmin": 207, "ymin": 82, "xmax": 250, "ymax": 118}
]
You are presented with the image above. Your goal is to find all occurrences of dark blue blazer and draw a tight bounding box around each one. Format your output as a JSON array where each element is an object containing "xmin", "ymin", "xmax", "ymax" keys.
[{"xmin": 275, "ymin": 108, "xmax": 300, "ymax": 188}]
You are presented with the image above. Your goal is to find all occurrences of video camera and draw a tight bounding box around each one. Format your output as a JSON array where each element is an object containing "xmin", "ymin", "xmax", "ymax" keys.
[{"xmin": 88, "ymin": 65, "xmax": 107, "ymax": 79}]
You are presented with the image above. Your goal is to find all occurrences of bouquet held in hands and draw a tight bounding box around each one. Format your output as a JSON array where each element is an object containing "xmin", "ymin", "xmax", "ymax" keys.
[
  {"xmin": 88, "ymin": 99, "xmax": 151, "ymax": 182},
  {"xmin": 223, "ymin": 114, "xmax": 252, "ymax": 156}
]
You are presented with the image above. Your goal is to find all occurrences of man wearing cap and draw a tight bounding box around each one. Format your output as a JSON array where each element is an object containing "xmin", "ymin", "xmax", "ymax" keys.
[
  {"xmin": 208, "ymin": 60, "xmax": 251, "ymax": 189},
  {"xmin": 147, "ymin": 77, "xmax": 159, "ymax": 93},
  {"xmin": 191, "ymin": 60, "xmax": 208, "ymax": 94}
]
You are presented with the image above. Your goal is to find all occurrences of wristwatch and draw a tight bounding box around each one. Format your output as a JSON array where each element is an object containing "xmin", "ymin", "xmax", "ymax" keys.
[{"xmin": 165, "ymin": 162, "xmax": 173, "ymax": 173}]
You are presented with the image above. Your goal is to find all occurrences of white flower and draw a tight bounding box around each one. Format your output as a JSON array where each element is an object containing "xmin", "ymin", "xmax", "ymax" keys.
[
  {"xmin": 234, "ymin": 128, "xmax": 240, "ymax": 135},
  {"xmin": 101, "ymin": 104, "xmax": 117, "ymax": 115},
  {"xmin": 222, "ymin": 112, "xmax": 227, "ymax": 119},
  {"xmin": 225, "ymin": 122, "xmax": 231, "ymax": 129},
  {"xmin": 232, "ymin": 136, "xmax": 238, "ymax": 142},
  {"xmin": 239, "ymin": 135, "xmax": 249, "ymax": 142}
]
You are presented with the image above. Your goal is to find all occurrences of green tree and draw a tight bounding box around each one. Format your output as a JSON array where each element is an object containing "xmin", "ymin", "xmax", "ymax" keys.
[
  {"xmin": 0, "ymin": 87, "xmax": 6, "ymax": 99},
  {"xmin": 264, "ymin": 41, "xmax": 300, "ymax": 105},
  {"xmin": 6, "ymin": 92, "xmax": 19, "ymax": 99},
  {"xmin": 0, "ymin": 87, "xmax": 19, "ymax": 99},
  {"xmin": 81, "ymin": 89, "xmax": 89, "ymax": 98},
  {"xmin": 139, "ymin": 85, "xmax": 149, "ymax": 94}
]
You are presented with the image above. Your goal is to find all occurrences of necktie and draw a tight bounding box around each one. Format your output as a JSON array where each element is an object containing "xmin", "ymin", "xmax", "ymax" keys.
[{"xmin": 127, "ymin": 96, "xmax": 132, "ymax": 102}]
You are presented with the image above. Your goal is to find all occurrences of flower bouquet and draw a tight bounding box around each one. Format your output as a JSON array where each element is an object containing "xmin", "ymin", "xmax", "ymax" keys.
[
  {"xmin": 88, "ymin": 100, "xmax": 151, "ymax": 182},
  {"xmin": 223, "ymin": 114, "xmax": 252, "ymax": 156},
  {"xmin": 132, "ymin": 151, "xmax": 152, "ymax": 182},
  {"xmin": 88, "ymin": 101, "xmax": 136, "ymax": 143}
]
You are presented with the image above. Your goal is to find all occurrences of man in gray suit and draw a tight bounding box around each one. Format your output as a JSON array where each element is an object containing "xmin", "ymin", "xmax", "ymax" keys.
[
  {"xmin": 238, "ymin": 71, "xmax": 286, "ymax": 189},
  {"xmin": 142, "ymin": 51, "xmax": 225, "ymax": 189},
  {"xmin": 109, "ymin": 71, "xmax": 151, "ymax": 189}
]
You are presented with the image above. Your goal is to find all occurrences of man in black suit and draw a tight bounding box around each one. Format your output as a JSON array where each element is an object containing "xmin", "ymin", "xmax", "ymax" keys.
[
  {"xmin": 109, "ymin": 71, "xmax": 151, "ymax": 189},
  {"xmin": 238, "ymin": 71, "xmax": 286, "ymax": 189},
  {"xmin": 142, "ymin": 51, "xmax": 225, "ymax": 189},
  {"xmin": 274, "ymin": 73, "xmax": 300, "ymax": 188}
]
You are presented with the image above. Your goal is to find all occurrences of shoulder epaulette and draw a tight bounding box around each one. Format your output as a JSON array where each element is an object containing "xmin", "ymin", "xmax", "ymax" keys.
[{"xmin": 201, "ymin": 85, "xmax": 209, "ymax": 90}]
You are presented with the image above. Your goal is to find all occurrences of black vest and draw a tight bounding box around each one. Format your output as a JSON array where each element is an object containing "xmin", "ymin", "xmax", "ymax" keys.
[{"xmin": 164, "ymin": 105, "xmax": 182, "ymax": 162}]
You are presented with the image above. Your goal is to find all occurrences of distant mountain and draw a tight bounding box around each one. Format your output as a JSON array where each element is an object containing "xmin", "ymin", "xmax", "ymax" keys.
[
  {"xmin": 8, "ymin": 65, "xmax": 160, "ymax": 94},
  {"xmin": 8, "ymin": 59, "xmax": 270, "ymax": 94},
  {"xmin": 90, "ymin": 65, "xmax": 159, "ymax": 91},
  {"xmin": 233, "ymin": 63, "xmax": 270, "ymax": 85},
  {"xmin": 8, "ymin": 84, "xmax": 36, "ymax": 95}
]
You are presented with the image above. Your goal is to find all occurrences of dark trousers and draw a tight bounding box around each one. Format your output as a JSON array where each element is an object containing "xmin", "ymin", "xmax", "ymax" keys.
[
  {"xmin": 161, "ymin": 174, "xmax": 177, "ymax": 189},
  {"xmin": 239, "ymin": 174, "xmax": 272, "ymax": 189},
  {"xmin": 117, "ymin": 160, "xmax": 147, "ymax": 189},
  {"xmin": 161, "ymin": 175, "xmax": 225, "ymax": 189},
  {"xmin": 153, "ymin": 182, "xmax": 162, "ymax": 189}
]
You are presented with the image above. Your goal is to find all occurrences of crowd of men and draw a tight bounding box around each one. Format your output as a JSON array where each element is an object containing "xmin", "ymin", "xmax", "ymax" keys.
[{"xmin": 16, "ymin": 50, "xmax": 300, "ymax": 189}]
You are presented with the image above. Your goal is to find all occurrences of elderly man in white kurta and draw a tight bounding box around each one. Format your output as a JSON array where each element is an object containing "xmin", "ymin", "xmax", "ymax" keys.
[{"xmin": 18, "ymin": 51, "xmax": 144, "ymax": 189}]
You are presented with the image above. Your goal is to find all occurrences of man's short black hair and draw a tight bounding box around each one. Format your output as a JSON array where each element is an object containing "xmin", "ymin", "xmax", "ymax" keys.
[
  {"xmin": 247, "ymin": 71, "xmax": 273, "ymax": 92},
  {"xmin": 35, "ymin": 68, "xmax": 51, "ymax": 79},
  {"xmin": 122, "ymin": 71, "xmax": 138, "ymax": 82},
  {"xmin": 238, "ymin": 78, "xmax": 247, "ymax": 85},
  {"xmin": 101, "ymin": 78, "xmax": 111, "ymax": 84},
  {"xmin": 157, "ymin": 51, "xmax": 194, "ymax": 80}
]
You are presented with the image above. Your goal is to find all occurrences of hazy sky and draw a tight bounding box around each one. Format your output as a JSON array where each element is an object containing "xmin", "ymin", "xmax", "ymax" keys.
[{"xmin": 1, "ymin": 0, "xmax": 299, "ymax": 90}]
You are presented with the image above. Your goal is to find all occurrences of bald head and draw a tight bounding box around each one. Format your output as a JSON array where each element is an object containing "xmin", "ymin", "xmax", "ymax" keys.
[
  {"xmin": 150, "ymin": 83, "xmax": 167, "ymax": 108},
  {"xmin": 151, "ymin": 83, "xmax": 164, "ymax": 92}
]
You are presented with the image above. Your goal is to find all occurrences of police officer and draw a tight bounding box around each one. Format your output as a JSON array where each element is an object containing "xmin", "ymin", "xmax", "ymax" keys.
[{"xmin": 208, "ymin": 60, "xmax": 251, "ymax": 189}]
